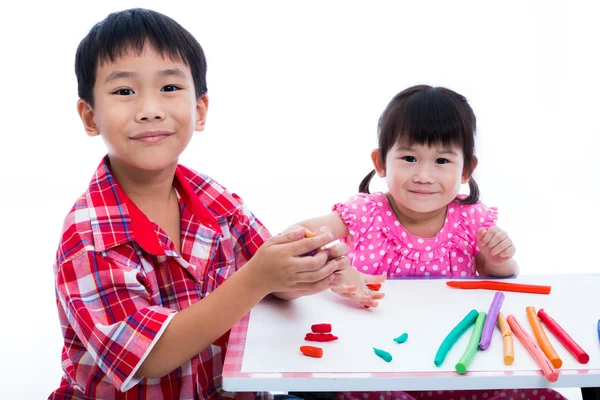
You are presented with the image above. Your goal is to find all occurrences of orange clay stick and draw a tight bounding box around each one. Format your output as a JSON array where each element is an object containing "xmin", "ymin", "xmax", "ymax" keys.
[
  {"xmin": 526, "ymin": 306, "xmax": 562, "ymax": 368},
  {"xmin": 300, "ymin": 346, "xmax": 323, "ymax": 358},
  {"xmin": 366, "ymin": 283, "xmax": 381, "ymax": 291},
  {"xmin": 497, "ymin": 312, "xmax": 514, "ymax": 365}
]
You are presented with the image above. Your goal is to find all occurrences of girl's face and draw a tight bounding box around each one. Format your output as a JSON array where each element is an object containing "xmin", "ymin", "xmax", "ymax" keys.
[{"xmin": 373, "ymin": 142, "xmax": 474, "ymax": 215}]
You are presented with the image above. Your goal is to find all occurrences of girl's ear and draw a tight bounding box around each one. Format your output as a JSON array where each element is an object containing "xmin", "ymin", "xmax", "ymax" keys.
[
  {"xmin": 462, "ymin": 156, "xmax": 478, "ymax": 184},
  {"xmin": 371, "ymin": 149, "xmax": 386, "ymax": 177}
]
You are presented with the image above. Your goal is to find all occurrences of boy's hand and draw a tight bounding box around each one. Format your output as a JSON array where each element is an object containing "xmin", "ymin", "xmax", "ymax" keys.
[
  {"xmin": 477, "ymin": 226, "xmax": 516, "ymax": 266},
  {"xmin": 250, "ymin": 228, "xmax": 346, "ymax": 295},
  {"xmin": 331, "ymin": 268, "xmax": 386, "ymax": 308}
]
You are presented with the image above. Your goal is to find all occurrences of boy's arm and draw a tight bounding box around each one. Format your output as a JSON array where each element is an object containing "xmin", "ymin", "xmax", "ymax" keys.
[
  {"xmin": 273, "ymin": 212, "xmax": 350, "ymax": 300},
  {"xmin": 57, "ymin": 230, "xmax": 337, "ymax": 389}
]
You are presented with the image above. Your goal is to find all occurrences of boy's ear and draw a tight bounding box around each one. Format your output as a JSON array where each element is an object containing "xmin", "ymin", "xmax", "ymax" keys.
[
  {"xmin": 371, "ymin": 149, "xmax": 386, "ymax": 177},
  {"xmin": 77, "ymin": 99, "xmax": 99, "ymax": 137},
  {"xmin": 195, "ymin": 95, "xmax": 209, "ymax": 131},
  {"xmin": 462, "ymin": 156, "xmax": 478, "ymax": 184}
]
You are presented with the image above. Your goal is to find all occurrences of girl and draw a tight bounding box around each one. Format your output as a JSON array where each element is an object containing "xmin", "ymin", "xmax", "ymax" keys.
[{"xmin": 288, "ymin": 85, "xmax": 564, "ymax": 400}]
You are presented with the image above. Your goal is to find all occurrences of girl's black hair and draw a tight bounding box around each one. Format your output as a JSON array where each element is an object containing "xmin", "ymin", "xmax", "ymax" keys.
[{"xmin": 359, "ymin": 85, "xmax": 479, "ymax": 204}]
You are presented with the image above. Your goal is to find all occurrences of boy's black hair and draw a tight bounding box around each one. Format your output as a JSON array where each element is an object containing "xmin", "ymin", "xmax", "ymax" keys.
[
  {"xmin": 75, "ymin": 8, "xmax": 207, "ymax": 106},
  {"xmin": 359, "ymin": 85, "xmax": 480, "ymax": 204}
]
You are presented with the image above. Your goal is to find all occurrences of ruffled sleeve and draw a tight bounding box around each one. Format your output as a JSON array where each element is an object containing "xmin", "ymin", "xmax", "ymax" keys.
[{"xmin": 333, "ymin": 193, "xmax": 383, "ymax": 235}]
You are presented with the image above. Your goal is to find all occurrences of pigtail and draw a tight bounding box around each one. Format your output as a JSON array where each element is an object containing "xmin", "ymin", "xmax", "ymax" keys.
[
  {"xmin": 456, "ymin": 177, "xmax": 480, "ymax": 204},
  {"xmin": 358, "ymin": 170, "xmax": 376, "ymax": 194}
]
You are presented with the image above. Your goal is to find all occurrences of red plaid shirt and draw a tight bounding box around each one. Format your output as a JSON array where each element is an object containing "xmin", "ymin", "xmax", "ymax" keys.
[{"xmin": 50, "ymin": 156, "xmax": 271, "ymax": 400}]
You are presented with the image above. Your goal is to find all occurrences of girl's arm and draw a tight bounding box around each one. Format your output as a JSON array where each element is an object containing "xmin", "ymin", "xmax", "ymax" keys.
[{"xmin": 284, "ymin": 212, "xmax": 350, "ymax": 241}]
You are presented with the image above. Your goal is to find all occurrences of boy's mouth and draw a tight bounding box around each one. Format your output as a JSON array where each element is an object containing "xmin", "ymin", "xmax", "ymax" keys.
[{"xmin": 130, "ymin": 130, "xmax": 174, "ymax": 143}]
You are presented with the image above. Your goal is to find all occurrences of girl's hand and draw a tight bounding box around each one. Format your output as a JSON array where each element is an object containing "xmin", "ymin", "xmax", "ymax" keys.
[
  {"xmin": 477, "ymin": 226, "xmax": 516, "ymax": 266},
  {"xmin": 331, "ymin": 268, "xmax": 386, "ymax": 307}
]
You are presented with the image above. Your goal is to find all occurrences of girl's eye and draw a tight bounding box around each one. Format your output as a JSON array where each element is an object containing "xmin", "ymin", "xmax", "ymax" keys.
[
  {"xmin": 436, "ymin": 158, "xmax": 450, "ymax": 164},
  {"xmin": 161, "ymin": 85, "xmax": 180, "ymax": 92},
  {"xmin": 114, "ymin": 88, "xmax": 134, "ymax": 96},
  {"xmin": 401, "ymin": 156, "xmax": 417, "ymax": 163}
]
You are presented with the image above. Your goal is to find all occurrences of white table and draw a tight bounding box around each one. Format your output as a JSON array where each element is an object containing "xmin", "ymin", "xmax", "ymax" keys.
[{"xmin": 223, "ymin": 274, "xmax": 600, "ymax": 392}]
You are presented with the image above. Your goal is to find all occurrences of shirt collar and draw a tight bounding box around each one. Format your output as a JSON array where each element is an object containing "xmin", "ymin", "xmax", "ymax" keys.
[{"xmin": 86, "ymin": 156, "xmax": 220, "ymax": 255}]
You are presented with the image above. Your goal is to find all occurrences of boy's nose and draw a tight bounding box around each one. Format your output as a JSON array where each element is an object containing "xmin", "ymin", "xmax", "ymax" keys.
[{"xmin": 136, "ymin": 97, "xmax": 166, "ymax": 121}]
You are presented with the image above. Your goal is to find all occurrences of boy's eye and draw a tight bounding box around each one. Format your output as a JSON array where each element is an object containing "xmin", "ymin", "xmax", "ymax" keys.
[
  {"xmin": 113, "ymin": 88, "xmax": 134, "ymax": 96},
  {"xmin": 161, "ymin": 85, "xmax": 180, "ymax": 92},
  {"xmin": 401, "ymin": 156, "xmax": 417, "ymax": 163},
  {"xmin": 436, "ymin": 158, "xmax": 450, "ymax": 164}
]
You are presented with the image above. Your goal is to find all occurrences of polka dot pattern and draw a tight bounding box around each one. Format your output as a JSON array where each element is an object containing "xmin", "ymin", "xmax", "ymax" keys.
[{"xmin": 333, "ymin": 193, "xmax": 498, "ymax": 277}]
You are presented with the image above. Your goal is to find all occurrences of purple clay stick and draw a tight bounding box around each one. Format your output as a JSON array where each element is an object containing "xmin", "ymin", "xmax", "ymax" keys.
[{"xmin": 479, "ymin": 291, "xmax": 505, "ymax": 350}]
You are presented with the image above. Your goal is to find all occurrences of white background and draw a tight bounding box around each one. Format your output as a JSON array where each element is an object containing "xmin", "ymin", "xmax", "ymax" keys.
[{"xmin": 0, "ymin": 1, "xmax": 598, "ymax": 398}]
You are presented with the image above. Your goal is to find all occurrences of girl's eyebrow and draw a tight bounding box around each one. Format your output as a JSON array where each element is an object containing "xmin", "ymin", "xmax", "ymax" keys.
[{"xmin": 438, "ymin": 149, "xmax": 458, "ymax": 156}]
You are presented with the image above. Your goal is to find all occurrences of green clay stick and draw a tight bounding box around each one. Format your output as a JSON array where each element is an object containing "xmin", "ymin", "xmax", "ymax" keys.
[
  {"xmin": 393, "ymin": 333, "xmax": 408, "ymax": 343},
  {"xmin": 373, "ymin": 347, "xmax": 393, "ymax": 362},
  {"xmin": 434, "ymin": 309, "xmax": 479, "ymax": 367},
  {"xmin": 455, "ymin": 311, "xmax": 487, "ymax": 374}
]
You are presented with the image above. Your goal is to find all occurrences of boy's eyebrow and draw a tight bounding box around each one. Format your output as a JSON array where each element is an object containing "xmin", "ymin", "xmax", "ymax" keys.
[
  {"xmin": 157, "ymin": 68, "xmax": 186, "ymax": 78},
  {"xmin": 104, "ymin": 68, "xmax": 186, "ymax": 83},
  {"xmin": 104, "ymin": 71, "xmax": 135, "ymax": 83}
]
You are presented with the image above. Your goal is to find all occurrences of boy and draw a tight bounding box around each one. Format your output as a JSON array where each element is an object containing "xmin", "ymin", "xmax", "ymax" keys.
[{"xmin": 50, "ymin": 8, "xmax": 348, "ymax": 399}]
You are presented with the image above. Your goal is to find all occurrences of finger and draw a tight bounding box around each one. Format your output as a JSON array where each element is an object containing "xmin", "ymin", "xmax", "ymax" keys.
[
  {"xmin": 289, "ymin": 232, "xmax": 335, "ymax": 256},
  {"xmin": 480, "ymin": 226, "xmax": 500, "ymax": 247},
  {"xmin": 296, "ymin": 274, "xmax": 336, "ymax": 292},
  {"xmin": 498, "ymin": 246, "xmax": 516, "ymax": 258},
  {"xmin": 270, "ymin": 228, "xmax": 306, "ymax": 245},
  {"xmin": 487, "ymin": 231, "xmax": 507, "ymax": 250},
  {"xmin": 368, "ymin": 291, "xmax": 386, "ymax": 300},
  {"xmin": 296, "ymin": 258, "xmax": 340, "ymax": 283},
  {"xmin": 323, "ymin": 241, "xmax": 348, "ymax": 259},
  {"xmin": 365, "ymin": 273, "xmax": 387, "ymax": 284},
  {"xmin": 490, "ymin": 238, "xmax": 512, "ymax": 256},
  {"xmin": 330, "ymin": 284, "xmax": 357, "ymax": 294}
]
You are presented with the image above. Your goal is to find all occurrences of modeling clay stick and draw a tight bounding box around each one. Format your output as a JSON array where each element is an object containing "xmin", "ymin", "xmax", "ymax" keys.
[
  {"xmin": 303, "ymin": 230, "xmax": 317, "ymax": 256},
  {"xmin": 373, "ymin": 347, "xmax": 392, "ymax": 362},
  {"xmin": 507, "ymin": 314, "xmax": 559, "ymax": 382},
  {"xmin": 479, "ymin": 292, "xmax": 505, "ymax": 350},
  {"xmin": 446, "ymin": 280, "xmax": 551, "ymax": 295},
  {"xmin": 300, "ymin": 346, "xmax": 323, "ymax": 358},
  {"xmin": 305, "ymin": 333, "xmax": 338, "ymax": 342},
  {"xmin": 456, "ymin": 311, "xmax": 487, "ymax": 374},
  {"xmin": 526, "ymin": 306, "xmax": 562, "ymax": 368},
  {"xmin": 434, "ymin": 309, "xmax": 479, "ymax": 367},
  {"xmin": 366, "ymin": 283, "xmax": 381, "ymax": 291},
  {"xmin": 497, "ymin": 312, "xmax": 514, "ymax": 365},
  {"xmin": 393, "ymin": 333, "xmax": 408, "ymax": 343},
  {"xmin": 311, "ymin": 323, "xmax": 332, "ymax": 333},
  {"xmin": 537, "ymin": 309, "xmax": 589, "ymax": 364}
]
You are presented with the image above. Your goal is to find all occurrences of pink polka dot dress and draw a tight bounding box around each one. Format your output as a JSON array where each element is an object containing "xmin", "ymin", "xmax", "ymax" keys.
[
  {"xmin": 333, "ymin": 192, "xmax": 497, "ymax": 279},
  {"xmin": 327, "ymin": 192, "xmax": 565, "ymax": 400}
]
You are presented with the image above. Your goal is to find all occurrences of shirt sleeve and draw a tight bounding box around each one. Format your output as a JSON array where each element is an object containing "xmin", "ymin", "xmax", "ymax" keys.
[
  {"xmin": 229, "ymin": 193, "xmax": 271, "ymax": 269},
  {"xmin": 332, "ymin": 193, "xmax": 381, "ymax": 241},
  {"xmin": 55, "ymin": 251, "xmax": 176, "ymax": 392}
]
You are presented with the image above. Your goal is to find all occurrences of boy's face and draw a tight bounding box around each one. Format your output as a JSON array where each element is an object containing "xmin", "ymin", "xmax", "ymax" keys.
[{"xmin": 78, "ymin": 45, "xmax": 207, "ymax": 172}]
